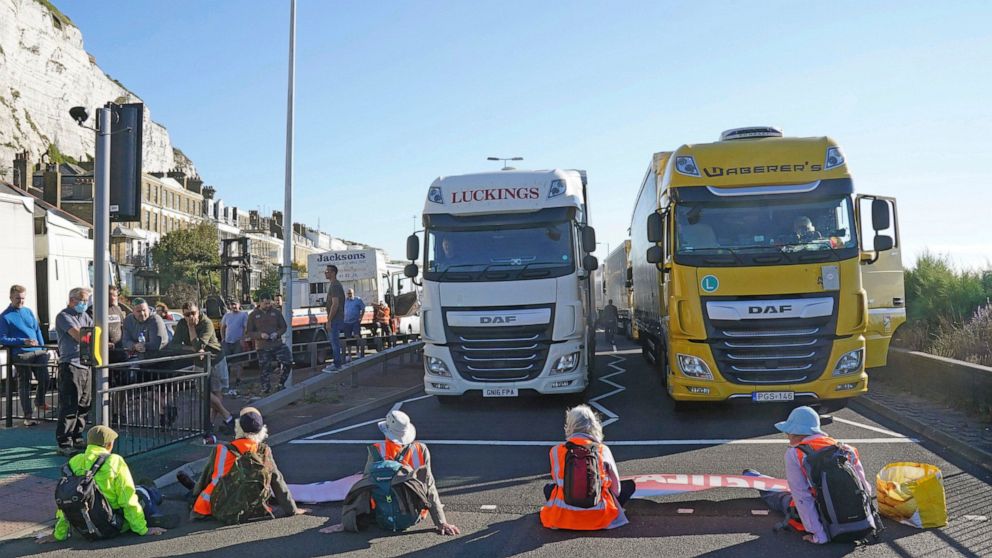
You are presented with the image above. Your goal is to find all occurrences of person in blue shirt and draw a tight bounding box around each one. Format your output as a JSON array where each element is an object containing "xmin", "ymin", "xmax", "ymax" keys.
[
  {"xmin": 0, "ymin": 284, "xmax": 50, "ymax": 426},
  {"xmin": 342, "ymin": 289, "xmax": 365, "ymax": 359}
]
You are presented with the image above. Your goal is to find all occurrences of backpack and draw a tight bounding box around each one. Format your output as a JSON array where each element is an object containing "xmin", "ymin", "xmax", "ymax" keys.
[
  {"xmin": 798, "ymin": 443, "xmax": 883, "ymax": 543},
  {"xmin": 54, "ymin": 453, "xmax": 123, "ymax": 540},
  {"xmin": 561, "ymin": 440, "xmax": 603, "ymax": 509},
  {"xmin": 210, "ymin": 443, "xmax": 274, "ymax": 525},
  {"xmin": 368, "ymin": 444, "xmax": 427, "ymax": 532}
]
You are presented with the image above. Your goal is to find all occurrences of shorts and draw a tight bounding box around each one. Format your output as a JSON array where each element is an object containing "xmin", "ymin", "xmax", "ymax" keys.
[{"xmin": 210, "ymin": 356, "xmax": 230, "ymax": 393}]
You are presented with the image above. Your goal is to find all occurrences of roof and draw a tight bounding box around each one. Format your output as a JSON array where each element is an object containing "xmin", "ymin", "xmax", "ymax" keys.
[
  {"xmin": 423, "ymin": 169, "xmax": 585, "ymax": 216},
  {"xmin": 0, "ymin": 182, "xmax": 93, "ymax": 229}
]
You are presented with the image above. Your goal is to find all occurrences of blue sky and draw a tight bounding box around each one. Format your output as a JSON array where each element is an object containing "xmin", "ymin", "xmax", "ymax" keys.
[{"xmin": 61, "ymin": 1, "xmax": 991, "ymax": 269}]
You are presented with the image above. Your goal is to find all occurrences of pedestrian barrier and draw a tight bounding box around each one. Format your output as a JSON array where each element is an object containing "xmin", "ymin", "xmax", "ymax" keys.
[
  {"xmin": 1, "ymin": 346, "xmax": 60, "ymax": 427},
  {"xmin": 93, "ymin": 353, "xmax": 212, "ymax": 457}
]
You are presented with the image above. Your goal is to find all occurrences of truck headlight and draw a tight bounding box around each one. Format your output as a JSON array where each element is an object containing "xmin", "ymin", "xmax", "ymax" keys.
[
  {"xmin": 552, "ymin": 352, "xmax": 580, "ymax": 374},
  {"xmin": 425, "ymin": 356, "xmax": 451, "ymax": 377},
  {"xmin": 677, "ymin": 354, "xmax": 713, "ymax": 380},
  {"xmin": 832, "ymin": 349, "xmax": 863, "ymax": 376}
]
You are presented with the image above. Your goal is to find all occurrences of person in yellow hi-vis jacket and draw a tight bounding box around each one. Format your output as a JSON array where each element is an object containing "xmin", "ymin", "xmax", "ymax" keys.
[{"xmin": 37, "ymin": 426, "xmax": 168, "ymax": 544}]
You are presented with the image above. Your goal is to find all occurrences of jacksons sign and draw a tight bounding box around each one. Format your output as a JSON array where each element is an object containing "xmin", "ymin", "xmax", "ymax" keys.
[{"xmin": 449, "ymin": 186, "xmax": 541, "ymax": 204}]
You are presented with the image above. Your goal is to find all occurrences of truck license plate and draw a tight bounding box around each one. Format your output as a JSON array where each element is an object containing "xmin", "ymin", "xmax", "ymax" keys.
[
  {"xmin": 753, "ymin": 392, "xmax": 794, "ymax": 402},
  {"xmin": 483, "ymin": 387, "xmax": 518, "ymax": 398}
]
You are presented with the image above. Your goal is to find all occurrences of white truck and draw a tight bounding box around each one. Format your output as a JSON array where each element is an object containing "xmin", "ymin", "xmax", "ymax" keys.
[
  {"xmin": 603, "ymin": 240, "xmax": 633, "ymax": 338},
  {"xmin": 404, "ymin": 169, "xmax": 599, "ymax": 400}
]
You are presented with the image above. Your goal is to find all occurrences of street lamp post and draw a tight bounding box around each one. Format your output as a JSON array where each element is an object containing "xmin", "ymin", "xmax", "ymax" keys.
[
  {"xmin": 486, "ymin": 156, "xmax": 523, "ymax": 170},
  {"xmin": 282, "ymin": 0, "xmax": 296, "ymax": 344}
]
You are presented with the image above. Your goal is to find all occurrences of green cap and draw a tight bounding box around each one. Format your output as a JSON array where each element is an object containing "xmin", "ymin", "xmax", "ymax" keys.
[{"xmin": 87, "ymin": 425, "xmax": 119, "ymax": 447}]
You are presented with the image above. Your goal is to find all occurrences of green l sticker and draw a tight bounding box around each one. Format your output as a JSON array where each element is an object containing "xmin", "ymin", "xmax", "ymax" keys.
[{"xmin": 701, "ymin": 275, "xmax": 719, "ymax": 293}]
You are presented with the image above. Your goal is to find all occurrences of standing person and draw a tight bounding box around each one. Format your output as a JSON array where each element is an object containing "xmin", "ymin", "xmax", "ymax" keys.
[
  {"xmin": 188, "ymin": 407, "xmax": 304, "ymax": 522},
  {"xmin": 168, "ymin": 302, "xmax": 234, "ymax": 436},
  {"xmin": 326, "ymin": 410, "xmax": 459, "ymax": 536},
  {"xmin": 220, "ymin": 299, "xmax": 248, "ymax": 388},
  {"xmin": 246, "ymin": 291, "xmax": 293, "ymax": 394},
  {"xmin": 0, "ymin": 285, "xmax": 50, "ymax": 426},
  {"xmin": 54, "ymin": 287, "xmax": 94, "ymax": 455},
  {"xmin": 601, "ymin": 299, "xmax": 619, "ymax": 346},
  {"xmin": 745, "ymin": 406, "xmax": 876, "ymax": 544},
  {"xmin": 540, "ymin": 404, "xmax": 633, "ymax": 531},
  {"xmin": 36, "ymin": 425, "xmax": 169, "ymax": 544},
  {"xmin": 323, "ymin": 265, "xmax": 346, "ymax": 371},
  {"xmin": 342, "ymin": 289, "xmax": 365, "ymax": 359},
  {"xmin": 373, "ymin": 301, "xmax": 392, "ymax": 337},
  {"xmin": 105, "ymin": 286, "xmax": 128, "ymax": 363}
]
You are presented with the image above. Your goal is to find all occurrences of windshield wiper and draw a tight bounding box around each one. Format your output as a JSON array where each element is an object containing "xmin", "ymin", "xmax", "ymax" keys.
[
  {"xmin": 518, "ymin": 261, "xmax": 569, "ymax": 278},
  {"xmin": 682, "ymin": 247, "xmax": 746, "ymax": 265}
]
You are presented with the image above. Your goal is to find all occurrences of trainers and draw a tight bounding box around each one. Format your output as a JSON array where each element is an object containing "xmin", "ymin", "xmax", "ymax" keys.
[
  {"xmin": 176, "ymin": 471, "xmax": 196, "ymax": 491},
  {"xmin": 23, "ymin": 418, "xmax": 37, "ymax": 427}
]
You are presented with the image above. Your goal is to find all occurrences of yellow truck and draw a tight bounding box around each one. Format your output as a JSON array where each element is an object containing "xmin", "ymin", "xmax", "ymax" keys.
[{"xmin": 630, "ymin": 127, "xmax": 904, "ymax": 410}]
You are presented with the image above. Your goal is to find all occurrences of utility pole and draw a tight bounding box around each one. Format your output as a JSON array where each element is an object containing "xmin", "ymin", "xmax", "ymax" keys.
[
  {"xmin": 282, "ymin": 0, "xmax": 297, "ymax": 344},
  {"xmin": 94, "ymin": 107, "xmax": 111, "ymax": 426}
]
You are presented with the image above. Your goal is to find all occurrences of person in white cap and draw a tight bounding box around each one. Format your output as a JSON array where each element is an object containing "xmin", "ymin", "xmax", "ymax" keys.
[
  {"xmin": 744, "ymin": 405, "xmax": 874, "ymax": 544},
  {"xmin": 368, "ymin": 410, "xmax": 459, "ymax": 535}
]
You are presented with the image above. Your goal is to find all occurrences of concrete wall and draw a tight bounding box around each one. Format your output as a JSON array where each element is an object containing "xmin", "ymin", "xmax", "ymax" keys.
[{"xmin": 870, "ymin": 348, "xmax": 992, "ymax": 414}]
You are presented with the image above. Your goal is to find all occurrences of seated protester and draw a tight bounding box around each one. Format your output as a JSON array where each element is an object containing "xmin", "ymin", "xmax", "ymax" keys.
[
  {"xmin": 328, "ymin": 410, "xmax": 459, "ymax": 536},
  {"xmin": 540, "ymin": 404, "xmax": 634, "ymax": 531},
  {"xmin": 190, "ymin": 407, "xmax": 304, "ymax": 523},
  {"xmin": 746, "ymin": 406, "xmax": 877, "ymax": 544},
  {"xmin": 167, "ymin": 302, "xmax": 234, "ymax": 437},
  {"xmin": 37, "ymin": 426, "xmax": 169, "ymax": 544}
]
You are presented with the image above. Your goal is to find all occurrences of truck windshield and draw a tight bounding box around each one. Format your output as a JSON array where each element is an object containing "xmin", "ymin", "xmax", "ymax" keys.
[
  {"xmin": 674, "ymin": 196, "xmax": 858, "ymax": 265},
  {"xmin": 425, "ymin": 223, "xmax": 575, "ymax": 282}
]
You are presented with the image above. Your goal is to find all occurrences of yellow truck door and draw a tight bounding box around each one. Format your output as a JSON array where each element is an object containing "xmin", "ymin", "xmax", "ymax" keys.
[{"xmin": 857, "ymin": 195, "xmax": 906, "ymax": 368}]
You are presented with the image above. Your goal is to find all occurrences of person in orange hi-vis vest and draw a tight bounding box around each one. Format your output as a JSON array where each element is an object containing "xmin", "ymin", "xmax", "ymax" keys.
[
  {"xmin": 540, "ymin": 405, "xmax": 634, "ymax": 530},
  {"xmin": 320, "ymin": 410, "xmax": 460, "ymax": 536},
  {"xmin": 744, "ymin": 406, "xmax": 875, "ymax": 544},
  {"xmin": 189, "ymin": 407, "xmax": 304, "ymax": 520}
]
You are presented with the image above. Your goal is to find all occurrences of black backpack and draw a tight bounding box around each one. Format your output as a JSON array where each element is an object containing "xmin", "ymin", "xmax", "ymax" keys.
[
  {"xmin": 54, "ymin": 454, "xmax": 123, "ymax": 540},
  {"xmin": 798, "ymin": 444, "xmax": 883, "ymax": 543},
  {"xmin": 562, "ymin": 441, "xmax": 603, "ymax": 509}
]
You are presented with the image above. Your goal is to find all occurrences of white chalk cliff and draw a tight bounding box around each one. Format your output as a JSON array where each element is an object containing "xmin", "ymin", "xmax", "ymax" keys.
[{"xmin": 0, "ymin": 0, "xmax": 196, "ymax": 176}]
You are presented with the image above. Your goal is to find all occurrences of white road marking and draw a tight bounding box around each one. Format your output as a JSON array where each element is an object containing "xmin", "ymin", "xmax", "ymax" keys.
[
  {"xmin": 962, "ymin": 515, "xmax": 988, "ymax": 522},
  {"xmin": 291, "ymin": 437, "xmax": 920, "ymax": 446},
  {"xmin": 480, "ymin": 505, "xmax": 497, "ymax": 511},
  {"xmin": 751, "ymin": 510, "xmax": 769, "ymax": 516},
  {"xmin": 589, "ymin": 355, "xmax": 627, "ymax": 427},
  {"xmin": 677, "ymin": 508, "xmax": 694, "ymax": 514},
  {"xmin": 303, "ymin": 394, "xmax": 435, "ymax": 440},
  {"xmin": 830, "ymin": 416, "xmax": 907, "ymax": 438},
  {"xmin": 393, "ymin": 394, "xmax": 433, "ymax": 412}
]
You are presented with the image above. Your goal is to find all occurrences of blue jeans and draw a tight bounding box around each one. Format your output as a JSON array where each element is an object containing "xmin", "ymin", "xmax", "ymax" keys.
[{"xmin": 329, "ymin": 319, "xmax": 345, "ymax": 366}]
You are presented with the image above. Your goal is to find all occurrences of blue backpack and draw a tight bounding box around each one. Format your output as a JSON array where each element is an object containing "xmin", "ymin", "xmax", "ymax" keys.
[{"xmin": 368, "ymin": 444, "xmax": 425, "ymax": 532}]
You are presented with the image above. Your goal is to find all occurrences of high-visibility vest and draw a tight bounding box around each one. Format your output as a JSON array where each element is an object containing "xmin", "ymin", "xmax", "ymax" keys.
[
  {"xmin": 787, "ymin": 435, "xmax": 861, "ymax": 532},
  {"xmin": 193, "ymin": 438, "xmax": 259, "ymax": 516},
  {"xmin": 540, "ymin": 436, "xmax": 622, "ymax": 530},
  {"xmin": 372, "ymin": 439, "xmax": 426, "ymax": 469}
]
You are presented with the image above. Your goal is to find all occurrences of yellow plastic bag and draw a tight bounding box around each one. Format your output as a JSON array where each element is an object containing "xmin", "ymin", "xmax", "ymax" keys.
[{"xmin": 876, "ymin": 462, "xmax": 948, "ymax": 528}]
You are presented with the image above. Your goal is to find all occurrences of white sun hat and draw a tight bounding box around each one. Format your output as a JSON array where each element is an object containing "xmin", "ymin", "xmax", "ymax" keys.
[{"xmin": 378, "ymin": 410, "xmax": 417, "ymax": 445}]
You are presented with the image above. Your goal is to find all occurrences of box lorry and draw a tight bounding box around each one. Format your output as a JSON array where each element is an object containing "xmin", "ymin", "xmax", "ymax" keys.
[
  {"xmin": 405, "ymin": 170, "xmax": 599, "ymax": 400},
  {"xmin": 630, "ymin": 127, "xmax": 904, "ymax": 410},
  {"xmin": 604, "ymin": 241, "xmax": 634, "ymax": 338}
]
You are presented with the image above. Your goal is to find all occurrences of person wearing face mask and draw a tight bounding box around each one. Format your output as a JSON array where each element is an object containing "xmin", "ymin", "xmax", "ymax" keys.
[{"xmin": 54, "ymin": 287, "xmax": 95, "ymax": 455}]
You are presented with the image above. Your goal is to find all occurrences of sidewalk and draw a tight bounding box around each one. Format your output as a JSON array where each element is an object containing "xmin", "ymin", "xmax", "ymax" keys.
[
  {"xmin": 854, "ymin": 381, "xmax": 992, "ymax": 473},
  {"xmin": 0, "ymin": 353, "xmax": 424, "ymax": 542}
]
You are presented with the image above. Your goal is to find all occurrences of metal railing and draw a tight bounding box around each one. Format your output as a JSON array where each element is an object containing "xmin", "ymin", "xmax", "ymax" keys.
[
  {"xmin": 2, "ymin": 347, "xmax": 60, "ymax": 427},
  {"xmin": 93, "ymin": 353, "xmax": 211, "ymax": 457}
]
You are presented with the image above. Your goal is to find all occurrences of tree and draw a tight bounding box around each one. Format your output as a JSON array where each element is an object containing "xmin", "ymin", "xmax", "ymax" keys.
[
  {"xmin": 256, "ymin": 264, "xmax": 281, "ymax": 298},
  {"xmin": 151, "ymin": 222, "xmax": 220, "ymax": 299}
]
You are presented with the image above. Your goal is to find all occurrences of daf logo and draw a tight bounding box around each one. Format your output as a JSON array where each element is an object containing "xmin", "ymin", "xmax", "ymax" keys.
[
  {"xmin": 480, "ymin": 316, "xmax": 517, "ymax": 324},
  {"xmin": 748, "ymin": 304, "xmax": 793, "ymax": 315}
]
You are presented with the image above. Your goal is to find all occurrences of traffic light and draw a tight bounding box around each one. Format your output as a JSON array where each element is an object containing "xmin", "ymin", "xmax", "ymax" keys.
[
  {"xmin": 78, "ymin": 326, "xmax": 102, "ymax": 366},
  {"xmin": 108, "ymin": 102, "xmax": 144, "ymax": 222}
]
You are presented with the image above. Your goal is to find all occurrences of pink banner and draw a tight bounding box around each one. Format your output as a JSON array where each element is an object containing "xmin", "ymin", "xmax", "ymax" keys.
[{"xmin": 627, "ymin": 474, "xmax": 789, "ymax": 498}]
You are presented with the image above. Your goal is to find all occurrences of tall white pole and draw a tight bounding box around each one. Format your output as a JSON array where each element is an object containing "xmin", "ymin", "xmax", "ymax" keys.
[
  {"xmin": 94, "ymin": 106, "xmax": 111, "ymax": 426},
  {"xmin": 282, "ymin": 0, "xmax": 296, "ymax": 344}
]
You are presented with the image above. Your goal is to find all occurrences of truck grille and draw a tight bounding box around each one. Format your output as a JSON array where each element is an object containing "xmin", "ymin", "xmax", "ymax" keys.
[
  {"xmin": 444, "ymin": 306, "xmax": 554, "ymax": 382},
  {"xmin": 703, "ymin": 295, "xmax": 838, "ymax": 385}
]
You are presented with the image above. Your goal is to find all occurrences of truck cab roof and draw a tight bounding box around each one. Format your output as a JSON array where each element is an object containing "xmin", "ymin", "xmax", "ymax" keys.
[{"xmin": 424, "ymin": 169, "xmax": 586, "ymax": 216}]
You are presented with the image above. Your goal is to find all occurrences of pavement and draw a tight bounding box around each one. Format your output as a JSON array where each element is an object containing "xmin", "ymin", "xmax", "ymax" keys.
[{"xmin": 2, "ymin": 334, "xmax": 991, "ymax": 557}]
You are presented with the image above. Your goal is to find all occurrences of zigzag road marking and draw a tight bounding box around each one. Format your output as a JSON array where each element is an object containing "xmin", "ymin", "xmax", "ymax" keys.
[{"xmin": 588, "ymin": 354, "xmax": 626, "ymax": 428}]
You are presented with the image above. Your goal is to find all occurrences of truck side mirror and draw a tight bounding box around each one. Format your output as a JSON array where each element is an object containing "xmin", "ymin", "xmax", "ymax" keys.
[
  {"xmin": 647, "ymin": 212, "xmax": 664, "ymax": 243},
  {"xmin": 404, "ymin": 263, "xmax": 419, "ymax": 278},
  {"xmin": 582, "ymin": 254, "xmax": 599, "ymax": 271},
  {"xmin": 406, "ymin": 234, "xmax": 420, "ymax": 261},
  {"xmin": 871, "ymin": 199, "xmax": 890, "ymax": 231},
  {"xmin": 873, "ymin": 234, "xmax": 893, "ymax": 253},
  {"xmin": 581, "ymin": 226, "xmax": 597, "ymax": 253},
  {"xmin": 646, "ymin": 246, "xmax": 663, "ymax": 264}
]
